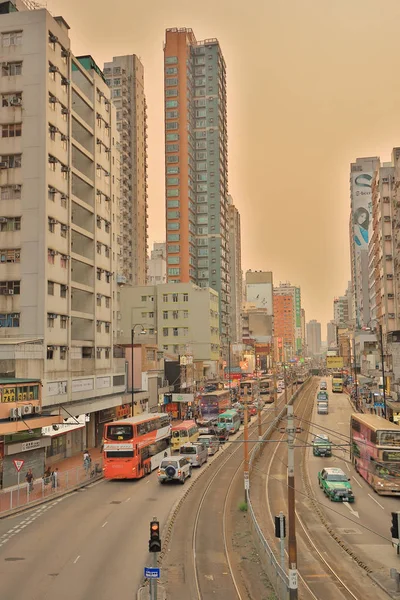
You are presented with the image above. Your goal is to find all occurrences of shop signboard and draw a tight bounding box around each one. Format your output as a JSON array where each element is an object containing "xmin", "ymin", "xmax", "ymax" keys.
[
  {"xmin": 326, "ymin": 356, "xmax": 344, "ymax": 369},
  {"xmin": 98, "ymin": 407, "xmax": 117, "ymax": 423},
  {"xmin": 47, "ymin": 381, "xmax": 67, "ymax": 397},
  {"xmin": 172, "ymin": 393, "xmax": 194, "ymax": 404},
  {"xmin": 72, "ymin": 378, "xmax": 94, "ymax": 393},
  {"xmin": 96, "ymin": 376, "xmax": 111, "ymax": 390}
]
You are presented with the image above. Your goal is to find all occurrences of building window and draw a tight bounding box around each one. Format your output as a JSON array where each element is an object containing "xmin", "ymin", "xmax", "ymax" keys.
[
  {"xmin": 1, "ymin": 185, "xmax": 21, "ymax": 200},
  {"xmin": 60, "ymin": 316, "xmax": 68, "ymax": 329},
  {"xmin": 184, "ymin": 310, "xmax": 188, "ymax": 318},
  {"xmin": 167, "ymin": 223, "xmax": 179, "ymax": 231},
  {"xmin": 173, "ymin": 328, "xmax": 178, "ymax": 337},
  {"xmin": 172, "ymin": 294, "xmax": 178, "ymax": 303},
  {"xmin": 60, "ymin": 224, "xmax": 67, "ymax": 238},
  {"xmin": 105, "ymin": 348, "xmax": 110, "ymax": 359},
  {"xmin": 173, "ymin": 310, "xmax": 179, "ymax": 320},
  {"xmin": 163, "ymin": 294, "xmax": 168, "ymax": 303},
  {"xmin": 0, "ymin": 248, "xmax": 20, "ymax": 263},
  {"xmin": 2, "ymin": 31, "xmax": 22, "ymax": 47},
  {"xmin": 59, "ymin": 347, "xmax": 67, "ymax": 360},
  {"xmin": 97, "ymin": 269, "xmax": 102, "ymax": 281},
  {"xmin": 105, "ymin": 297, "xmax": 110, "ymax": 308},
  {"xmin": 47, "ymin": 314, "xmax": 55, "ymax": 328},
  {"xmin": 165, "ymin": 56, "xmax": 178, "ymax": 64},
  {"xmin": 97, "ymin": 322, "xmax": 102, "ymax": 333},
  {"xmin": 60, "ymin": 255, "xmax": 68, "ymax": 268},
  {"xmin": 47, "ymin": 346, "xmax": 54, "ymax": 360},
  {"xmin": 97, "ymin": 295, "xmax": 101, "ymax": 307},
  {"xmin": 48, "ymin": 218, "xmax": 56, "ymax": 233},
  {"xmin": 0, "ymin": 217, "xmax": 20, "ymax": 232},
  {"xmin": 0, "ymin": 312, "xmax": 19, "ymax": 327},
  {"xmin": 167, "ymin": 234, "xmax": 180, "ymax": 242},
  {"xmin": 60, "ymin": 284, "xmax": 67, "ymax": 298},
  {"xmin": 105, "ymin": 322, "xmax": 110, "ymax": 333},
  {"xmin": 183, "ymin": 294, "xmax": 189, "ymax": 302},
  {"xmin": 163, "ymin": 311, "xmax": 168, "ymax": 320},
  {"xmin": 2, "ymin": 61, "xmax": 22, "ymax": 76},
  {"xmin": 1, "ymin": 154, "xmax": 21, "ymax": 168},
  {"xmin": 48, "ymin": 281, "xmax": 54, "ymax": 295},
  {"xmin": 163, "ymin": 328, "xmax": 168, "ymax": 337},
  {"xmin": 1, "ymin": 123, "xmax": 21, "ymax": 138},
  {"xmin": 2, "ymin": 92, "xmax": 22, "ymax": 107},
  {"xmin": 48, "ymin": 249, "xmax": 55, "ymax": 264}
]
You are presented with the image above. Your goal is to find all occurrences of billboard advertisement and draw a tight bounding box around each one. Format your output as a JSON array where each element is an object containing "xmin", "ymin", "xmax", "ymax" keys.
[
  {"xmin": 351, "ymin": 172, "xmax": 373, "ymax": 250},
  {"xmin": 326, "ymin": 356, "xmax": 344, "ymax": 369}
]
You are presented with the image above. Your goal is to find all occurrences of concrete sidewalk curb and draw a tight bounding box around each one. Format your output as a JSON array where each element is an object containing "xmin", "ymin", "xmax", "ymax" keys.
[{"xmin": 0, "ymin": 474, "xmax": 103, "ymax": 520}]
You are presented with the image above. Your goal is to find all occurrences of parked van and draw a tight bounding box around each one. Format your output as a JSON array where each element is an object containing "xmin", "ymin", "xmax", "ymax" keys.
[
  {"xmin": 317, "ymin": 402, "xmax": 329, "ymax": 415},
  {"xmin": 180, "ymin": 442, "xmax": 208, "ymax": 467}
]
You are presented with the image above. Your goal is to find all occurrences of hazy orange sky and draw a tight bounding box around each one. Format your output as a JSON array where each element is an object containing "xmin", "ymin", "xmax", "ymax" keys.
[{"xmin": 49, "ymin": 0, "xmax": 400, "ymax": 337}]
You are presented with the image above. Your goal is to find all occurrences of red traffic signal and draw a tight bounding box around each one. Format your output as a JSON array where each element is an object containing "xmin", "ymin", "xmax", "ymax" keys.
[{"xmin": 149, "ymin": 520, "xmax": 161, "ymax": 553}]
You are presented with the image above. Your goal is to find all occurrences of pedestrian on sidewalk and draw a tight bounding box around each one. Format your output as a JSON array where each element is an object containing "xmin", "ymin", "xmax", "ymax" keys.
[
  {"xmin": 51, "ymin": 468, "xmax": 58, "ymax": 490},
  {"xmin": 43, "ymin": 466, "xmax": 51, "ymax": 486},
  {"xmin": 83, "ymin": 450, "xmax": 91, "ymax": 475},
  {"xmin": 25, "ymin": 468, "xmax": 34, "ymax": 492}
]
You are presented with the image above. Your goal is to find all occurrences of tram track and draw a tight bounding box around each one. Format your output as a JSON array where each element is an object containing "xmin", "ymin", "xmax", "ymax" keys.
[
  {"xmin": 162, "ymin": 393, "xmax": 288, "ymax": 600},
  {"xmin": 255, "ymin": 377, "xmax": 385, "ymax": 600}
]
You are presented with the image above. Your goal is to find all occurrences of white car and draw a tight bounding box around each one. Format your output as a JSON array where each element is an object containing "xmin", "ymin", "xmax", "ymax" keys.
[{"xmin": 158, "ymin": 457, "xmax": 192, "ymax": 484}]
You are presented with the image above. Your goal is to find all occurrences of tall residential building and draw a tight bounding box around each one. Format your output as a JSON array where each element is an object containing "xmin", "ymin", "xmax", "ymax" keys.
[
  {"xmin": 327, "ymin": 321, "xmax": 337, "ymax": 348},
  {"xmin": 369, "ymin": 161, "xmax": 396, "ymax": 336},
  {"xmin": 333, "ymin": 284, "xmax": 352, "ymax": 328},
  {"xmin": 228, "ymin": 195, "xmax": 242, "ymax": 344},
  {"xmin": 273, "ymin": 294, "xmax": 294, "ymax": 361},
  {"xmin": 350, "ymin": 156, "xmax": 380, "ymax": 329},
  {"xmin": 148, "ymin": 242, "xmax": 166, "ymax": 285},
  {"xmin": 103, "ymin": 54, "xmax": 148, "ymax": 286},
  {"xmin": 163, "ymin": 28, "xmax": 230, "ymax": 347},
  {"xmin": 301, "ymin": 308, "xmax": 306, "ymax": 353},
  {"xmin": 306, "ymin": 320, "xmax": 322, "ymax": 356},
  {"xmin": 0, "ymin": 6, "xmax": 126, "ymax": 451},
  {"xmin": 273, "ymin": 282, "xmax": 302, "ymax": 355}
]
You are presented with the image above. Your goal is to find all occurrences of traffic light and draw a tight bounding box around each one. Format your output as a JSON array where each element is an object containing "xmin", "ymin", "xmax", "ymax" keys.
[
  {"xmin": 391, "ymin": 512, "xmax": 400, "ymax": 540},
  {"xmin": 149, "ymin": 519, "xmax": 162, "ymax": 553},
  {"xmin": 274, "ymin": 515, "xmax": 286, "ymax": 538}
]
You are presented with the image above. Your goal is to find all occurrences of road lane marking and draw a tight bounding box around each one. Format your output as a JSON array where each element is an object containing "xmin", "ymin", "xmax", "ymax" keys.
[
  {"xmin": 343, "ymin": 502, "xmax": 359, "ymax": 518},
  {"xmin": 125, "ymin": 497, "xmax": 131, "ymax": 502},
  {"xmin": 345, "ymin": 463, "xmax": 350, "ymax": 472},
  {"xmin": 74, "ymin": 555, "xmax": 80, "ymax": 564},
  {"xmin": 368, "ymin": 493, "xmax": 385, "ymax": 510},
  {"xmin": 352, "ymin": 476, "xmax": 363, "ymax": 488},
  {"xmin": 102, "ymin": 521, "xmax": 108, "ymax": 528}
]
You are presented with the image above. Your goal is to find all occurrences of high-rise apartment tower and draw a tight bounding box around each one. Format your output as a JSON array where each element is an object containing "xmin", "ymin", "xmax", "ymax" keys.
[
  {"xmin": 163, "ymin": 28, "xmax": 230, "ymax": 345},
  {"xmin": 104, "ymin": 55, "xmax": 148, "ymax": 285}
]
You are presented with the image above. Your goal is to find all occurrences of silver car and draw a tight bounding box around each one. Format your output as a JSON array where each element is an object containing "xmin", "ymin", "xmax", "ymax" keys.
[
  {"xmin": 198, "ymin": 434, "xmax": 220, "ymax": 456},
  {"xmin": 180, "ymin": 442, "xmax": 208, "ymax": 467}
]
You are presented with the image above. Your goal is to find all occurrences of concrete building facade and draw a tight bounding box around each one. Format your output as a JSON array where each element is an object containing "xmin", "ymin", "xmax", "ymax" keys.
[
  {"xmin": 163, "ymin": 28, "xmax": 230, "ymax": 347},
  {"xmin": 119, "ymin": 283, "xmax": 220, "ymax": 376},
  {"xmin": 103, "ymin": 54, "xmax": 148, "ymax": 286},
  {"xmin": 327, "ymin": 320, "xmax": 337, "ymax": 348},
  {"xmin": 228, "ymin": 196, "xmax": 242, "ymax": 344},
  {"xmin": 273, "ymin": 282, "xmax": 302, "ymax": 355},
  {"xmin": 350, "ymin": 156, "xmax": 380, "ymax": 329},
  {"xmin": 306, "ymin": 320, "xmax": 322, "ymax": 356},
  {"xmin": 273, "ymin": 294, "xmax": 294, "ymax": 361},
  {"xmin": 147, "ymin": 242, "xmax": 166, "ymax": 285},
  {"xmin": 369, "ymin": 162, "xmax": 396, "ymax": 336},
  {"xmin": 0, "ymin": 7, "xmax": 126, "ymax": 450}
]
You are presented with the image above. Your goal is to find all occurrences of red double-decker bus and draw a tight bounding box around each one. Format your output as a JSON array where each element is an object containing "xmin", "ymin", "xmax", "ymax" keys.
[{"xmin": 103, "ymin": 413, "xmax": 171, "ymax": 480}]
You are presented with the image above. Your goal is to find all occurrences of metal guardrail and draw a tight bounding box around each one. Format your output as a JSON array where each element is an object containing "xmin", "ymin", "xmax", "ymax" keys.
[{"xmin": 247, "ymin": 380, "xmax": 311, "ymax": 600}]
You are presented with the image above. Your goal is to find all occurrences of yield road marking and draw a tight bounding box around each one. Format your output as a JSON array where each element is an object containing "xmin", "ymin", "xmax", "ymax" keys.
[
  {"xmin": 73, "ymin": 555, "xmax": 80, "ymax": 564},
  {"xmin": 352, "ymin": 476, "xmax": 363, "ymax": 488},
  {"xmin": 368, "ymin": 493, "xmax": 385, "ymax": 510},
  {"xmin": 343, "ymin": 503, "xmax": 359, "ymax": 518}
]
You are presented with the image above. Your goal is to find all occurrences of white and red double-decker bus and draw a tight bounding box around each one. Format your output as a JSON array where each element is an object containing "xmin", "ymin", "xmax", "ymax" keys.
[{"xmin": 103, "ymin": 413, "xmax": 171, "ymax": 480}]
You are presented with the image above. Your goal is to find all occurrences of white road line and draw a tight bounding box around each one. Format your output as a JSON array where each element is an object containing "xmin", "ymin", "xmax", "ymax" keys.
[
  {"xmin": 73, "ymin": 555, "xmax": 80, "ymax": 564},
  {"xmin": 345, "ymin": 463, "xmax": 350, "ymax": 472},
  {"xmin": 368, "ymin": 493, "xmax": 385, "ymax": 510},
  {"xmin": 146, "ymin": 480, "xmax": 150, "ymax": 484},
  {"xmin": 343, "ymin": 502, "xmax": 359, "ymax": 518},
  {"xmin": 102, "ymin": 521, "xmax": 108, "ymax": 528},
  {"xmin": 125, "ymin": 497, "xmax": 131, "ymax": 502},
  {"xmin": 352, "ymin": 476, "xmax": 363, "ymax": 488}
]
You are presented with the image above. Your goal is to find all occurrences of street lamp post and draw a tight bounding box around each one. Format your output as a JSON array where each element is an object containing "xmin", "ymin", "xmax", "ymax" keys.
[
  {"xmin": 378, "ymin": 323, "xmax": 387, "ymax": 419},
  {"xmin": 131, "ymin": 324, "xmax": 147, "ymax": 417}
]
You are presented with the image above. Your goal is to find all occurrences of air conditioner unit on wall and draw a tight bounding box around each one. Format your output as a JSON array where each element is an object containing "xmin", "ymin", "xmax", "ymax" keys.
[
  {"xmin": 22, "ymin": 405, "xmax": 32, "ymax": 415},
  {"xmin": 9, "ymin": 407, "xmax": 21, "ymax": 419}
]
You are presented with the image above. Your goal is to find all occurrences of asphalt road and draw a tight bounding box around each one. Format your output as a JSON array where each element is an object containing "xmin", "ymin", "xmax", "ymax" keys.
[
  {"xmin": 306, "ymin": 378, "xmax": 400, "ymax": 581},
  {"xmin": 0, "ymin": 414, "xmax": 259, "ymax": 600}
]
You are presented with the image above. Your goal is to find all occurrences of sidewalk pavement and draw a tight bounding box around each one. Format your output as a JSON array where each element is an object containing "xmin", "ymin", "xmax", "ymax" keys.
[{"xmin": 0, "ymin": 447, "xmax": 103, "ymax": 515}]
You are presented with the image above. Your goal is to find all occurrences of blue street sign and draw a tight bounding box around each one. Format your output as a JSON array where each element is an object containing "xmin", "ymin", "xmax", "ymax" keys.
[
  {"xmin": 144, "ymin": 567, "xmax": 160, "ymax": 579},
  {"xmin": 374, "ymin": 402, "xmax": 385, "ymax": 408}
]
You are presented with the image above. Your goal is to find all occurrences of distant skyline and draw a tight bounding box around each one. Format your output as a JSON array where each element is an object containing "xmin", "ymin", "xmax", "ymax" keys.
[{"xmin": 49, "ymin": 0, "xmax": 400, "ymax": 330}]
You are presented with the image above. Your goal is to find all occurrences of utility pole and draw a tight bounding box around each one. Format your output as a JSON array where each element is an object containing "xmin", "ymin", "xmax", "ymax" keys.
[
  {"xmin": 257, "ymin": 385, "xmax": 262, "ymax": 441},
  {"xmin": 287, "ymin": 405, "xmax": 298, "ymax": 599},
  {"xmin": 228, "ymin": 339, "xmax": 231, "ymax": 400},
  {"xmin": 284, "ymin": 362, "xmax": 288, "ymax": 406},
  {"xmin": 243, "ymin": 385, "xmax": 249, "ymax": 501}
]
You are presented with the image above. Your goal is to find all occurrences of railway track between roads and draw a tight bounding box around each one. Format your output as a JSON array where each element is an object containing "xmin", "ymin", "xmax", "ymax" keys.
[
  {"xmin": 250, "ymin": 377, "xmax": 389, "ymax": 600},
  {"xmin": 161, "ymin": 392, "xmax": 287, "ymax": 600}
]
